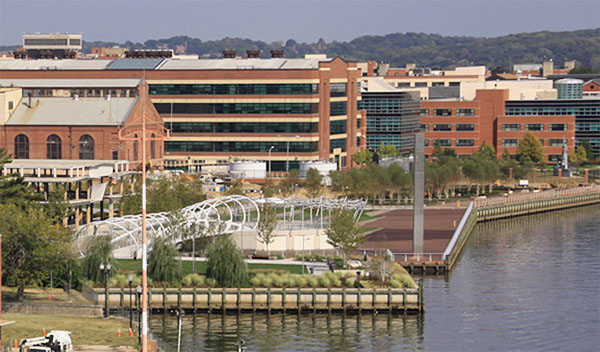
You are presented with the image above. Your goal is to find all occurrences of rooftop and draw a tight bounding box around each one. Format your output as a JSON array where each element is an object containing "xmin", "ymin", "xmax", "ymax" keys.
[
  {"xmin": 0, "ymin": 78, "xmax": 141, "ymax": 88},
  {"xmin": 7, "ymin": 97, "xmax": 137, "ymax": 126},
  {"xmin": 0, "ymin": 59, "xmax": 111, "ymax": 70}
]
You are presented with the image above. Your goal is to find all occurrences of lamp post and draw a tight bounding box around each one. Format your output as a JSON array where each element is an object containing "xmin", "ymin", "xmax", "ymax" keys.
[
  {"xmin": 100, "ymin": 263, "xmax": 112, "ymax": 318},
  {"xmin": 268, "ymin": 145, "xmax": 275, "ymax": 177},
  {"xmin": 286, "ymin": 135, "xmax": 300, "ymax": 173},
  {"xmin": 128, "ymin": 274, "xmax": 134, "ymax": 331},
  {"xmin": 136, "ymin": 285, "xmax": 142, "ymax": 345}
]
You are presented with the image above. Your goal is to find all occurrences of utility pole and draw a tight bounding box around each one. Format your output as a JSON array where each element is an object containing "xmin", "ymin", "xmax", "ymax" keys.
[
  {"xmin": 119, "ymin": 78, "xmax": 169, "ymax": 351},
  {"xmin": 413, "ymin": 133, "xmax": 424, "ymax": 254}
]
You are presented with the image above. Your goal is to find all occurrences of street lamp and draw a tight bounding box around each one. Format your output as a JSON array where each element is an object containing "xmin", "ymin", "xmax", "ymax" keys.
[
  {"xmin": 100, "ymin": 263, "xmax": 112, "ymax": 318},
  {"xmin": 302, "ymin": 236, "xmax": 311, "ymax": 275},
  {"xmin": 128, "ymin": 274, "xmax": 134, "ymax": 331},
  {"xmin": 136, "ymin": 285, "xmax": 142, "ymax": 345},
  {"xmin": 286, "ymin": 135, "xmax": 300, "ymax": 173},
  {"xmin": 268, "ymin": 145, "xmax": 275, "ymax": 177}
]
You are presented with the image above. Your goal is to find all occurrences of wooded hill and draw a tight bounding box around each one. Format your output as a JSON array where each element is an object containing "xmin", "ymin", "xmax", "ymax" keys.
[{"xmin": 2, "ymin": 28, "xmax": 599, "ymax": 70}]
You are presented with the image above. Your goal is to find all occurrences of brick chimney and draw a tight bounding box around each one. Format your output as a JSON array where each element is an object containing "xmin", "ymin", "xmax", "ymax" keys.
[
  {"xmin": 223, "ymin": 50, "xmax": 236, "ymax": 58},
  {"xmin": 247, "ymin": 50, "xmax": 260, "ymax": 58},
  {"xmin": 270, "ymin": 50, "xmax": 284, "ymax": 58}
]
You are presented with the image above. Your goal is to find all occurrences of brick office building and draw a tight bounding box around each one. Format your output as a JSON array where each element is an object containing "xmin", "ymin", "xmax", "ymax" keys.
[
  {"xmin": 420, "ymin": 89, "xmax": 575, "ymax": 161},
  {"xmin": 0, "ymin": 55, "xmax": 365, "ymax": 171}
]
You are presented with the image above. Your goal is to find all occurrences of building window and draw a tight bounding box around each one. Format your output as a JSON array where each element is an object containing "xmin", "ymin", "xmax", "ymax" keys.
[
  {"xmin": 420, "ymin": 109, "xmax": 429, "ymax": 116},
  {"xmin": 14, "ymin": 134, "xmax": 29, "ymax": 159},
  {"xmin": 539, "ymin": 139, "xmax": 544, "ymax": 146},
  {"xmin": 526, "ymin": 124, "xmax": 544, "ymax": 131},
  {"xmin": 501, "ymin": 139, "xmax": 519, "ymax": 147},
  {"xmin": 330, "ymin": 120, "xmax": 347, "ymax": 135},
  {"xmin": 434, "ymin": 109, "xmax": 452, "ymax": 116},
  {"xmin": 330, "ymin": 83, "xmax": 347, "ymax": 97},
  {"xmin": 397, "ymin": 82, "xmax": 410, "ymax": 88},
  {"xmin": 151, "ymin": 134, "xmax": 156, "ymax": 159},
  {"xmin": 133, "ymin": 135, "xmax": 139, "ymax": 161},
  {"xmin": 502, "ymin": 124, "xmax": 521, "ymax": 131},
  {"xmin": 112, "ymin": 151, "xmax": 119, "ymax": 160},
  {"xmin": 424, "ymin": 139, "xmax": 429, "ymax": 146},
  {"xmin": 149, "ymin": 83, "xmax": 318, "ymax": 95},
  {"xmin": 457, "ymin": 109, "xmax": 474, "ymax": 116},
  {"xmin": 8, "ymin": 101, "xmax": 13, "ymax": 109},
  {"xmin": 456, "ymin": 139, "xmax": 475, "ymax": 147},
  {"xmin": 548, "ymin": 155, "xmax": 561, "ymax": 162},
  {"xmin": 449, "ymin": 82, "xmax": 460, "ymax": 87},
  {"xmin": 550, "ymin": 124, "xmax": 567, "ymax": 131},
  {"xmin": 420, "ymin": 124, "xmax": 429, "ymax": 131},
  {"xmin": 414, "ymin": 82, "xmax": 427, "ymax": 88},
  {"xmin": 433, "ymin": 124, "xmax": 451, "ymax": 131},
  {"xmin": 46, "ymin": 134, "xmax": 62, "ymax": 159},
  {"xmin": 79, "ymin": 135, "xmax": 94, "ymax": 160},
  {"xmin": 549, "ymin": 139, "xmax": 564, "ymax": 147},
  {"xmin": 434, "ymin": 139, "xmax": 451, "ymax": 147},
  {"xmin": 456, "ymin": 124, "xmax": 474, "ymax": 131},
  {"xmin": 330, "ymin": 101, "xmax": 347, "ymax": 116}
]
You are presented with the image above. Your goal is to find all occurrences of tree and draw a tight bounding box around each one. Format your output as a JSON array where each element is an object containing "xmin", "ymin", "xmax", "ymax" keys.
[
  {"xmin": 44, "ymin": 184, "xmax": 71, "ymax": 223},
  {"xmin": 305, "ymin": 168, "xmax": 323, "ymax": 198},
  {"xmin": 570, "ymin": 145, "xmax": 588, "ymax": 166},
  {"xmin": 261, "ymin": 179, "xmax": 276, "ymax": 198},
  {"xmin": 205, "ymin": 234, "xmax": 248, "ymax": 287},
  {"xmin": 474, "ymin": 142, "xmax": 496, "ymax": 161},
  {"xmin": 0, "ymin": 148, "xmax": 41, "ymax": 208},
  {"xmin": 148, "ymin": 236, "xmax": 180, "ymax": 283},
  {"xmin": 516, "ymin": 132, "xmax": 545, "ymax": 164},
  {"xmin": 0, "ymin": 204, "xmax": 73, "ymax": 300},
  {"xmin": 224, "ymin": 179, "xmax": 244, "ymax": 196},
  {"xmin": 376, "ymin": 144, "xmax": 398, "ymax": 158},
  {"xmin": 581, "ymin": 139, "xmax": 595, "ymax": 160},
  {"xmin": 569, "ymin": 66, "xmax": 598, "ymax": 74},
  {"xmin": 82, "ymin": 235, "xmax": 117, "ymax": 284},
  {"xmin": 257, "ymin": 204, "xmax": 278, "ymax": 255},
  {"xmin": 326, "ymin": 209, "xmax": 365, "ymax": 267},
  {"xmin": 351, "ymin": 149, "xmax": 372, "ymax": 165}
]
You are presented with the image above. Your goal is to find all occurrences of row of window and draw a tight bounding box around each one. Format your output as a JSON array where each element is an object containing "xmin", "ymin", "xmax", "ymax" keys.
[
  {"xmin": 330, "ymin": 83, "xmax": 347, "ymax": 97},
  {"xmin": 395, "ymin": 81, "xmax": 461, "ymax": 88},
  {"xmin": 24, "ymin": 88, "xmax": 137, "ymax": 98},
  {"xmin": 14, "ymin": 134, "xmax": 94, "ymax": 160},
  {"xmin": 575, "ymin": 123, "xmax": 600, "ymax": 131},
  {"xmin": 420, "ymin": 108, "xmax": 475, "ymax": 117},
  {"xmin": 420, "ymin": 123, "xmax": 476, "ymax": 131},
  {"xmin": 368, "ymin": 117, "xmax": 420, "ymax": 133},
  {"xmin": 501, "ymin": 123, "xmax": 567, "ymax": 131},
  {"xmin": 169, "ymin": 122, "xmax": 318, "ymax": 134},
  {"xmin": 165, "ymin": 141, "xmax": 318, "ymax": 153},
  {"xmin": 330, "ymin": 120, "xmax": 347, "ymax": 135},
  {"xmin": 149, "ymin": 84, "xmax": 319, "ymax": 96},
  {"xmin": 424, "ymin": 139, "xmax": 475, "ymax": 147},
  {"xmin": 366, "ymin": 135, "xmax": 414, "ymax": 151},
  {"xmin": 154, "ymin": 103, "xmax": 318, "ymax": 115},
  {"xmin": 330, "ymin": 138, "xmax": 346, "ymax": 152},
  {"xmin": 330, "ymin": 101, "xmax": 347, "ymax": 116},
  {"xmin": 501, "ymin": 139, "xmax": 566, "ymax": 147},
  {"xmin": 505, "ymin": 107, "xmax": 600, "ymax": 116}
]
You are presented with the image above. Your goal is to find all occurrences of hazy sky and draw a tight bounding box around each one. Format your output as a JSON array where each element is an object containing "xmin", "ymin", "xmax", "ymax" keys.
[{"xmin": 1, "ymin": 0, "xmax": 598, "ymax": 46}]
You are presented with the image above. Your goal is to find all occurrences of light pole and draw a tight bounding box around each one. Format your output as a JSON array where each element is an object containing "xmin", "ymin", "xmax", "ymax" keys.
[
  {"xmin": 176, "ymin": 308, "xmax": 185, "ymax": 352},
  {"xmin": 286, "ymin": 135, "xmax": 300, "ymax": 173},
  {"xmin": 128, "ymin": 274, "xmax": 134, "ymax": 331},
  {"xmin": 268, "ymin": 145, "xmax": 275, "ymax": 177},
  {"xmin": 136, "ymin": 285, "xmax": 142, "ymax": 345},
  {"xmin": 100, "ymin": 263, "xmax": 112, "ymax": 318},
  {"xmin": 302, "ymin": 236, "xmax": 311, "ymax": 275}
]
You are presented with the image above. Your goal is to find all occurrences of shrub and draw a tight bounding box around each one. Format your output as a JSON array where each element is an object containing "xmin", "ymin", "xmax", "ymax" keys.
[
  {"xmin": 250, "ymin": 275, "xmax": 262, "ymax": 287},
  {"xmin": 293, "ymin": 276, "xmax": 307, "ymax": 287},
  {"xmin": 205, "ymin": 278, "xmax": 216, "ymax": 287},
  {"xmin": 260, "ymin": 275, "xmax": 273, "ymax": 287},
  {"xmin": 317, "ymin": 275, "xmax": 331, "ymax": 287},
  {"xmin": 304, "ymin": 275, "xmax": 317, "ymax": 287},
  {"xmin": 390, "ymin": 279, "xmax": 402, "ymax": 288},
  {"xmin": 391, "ymin": 273, "xmax": 417, "ymax": 288},
  {"xmin": 182, "ymin": 273, "xmax": 206, "ymax": 287},
  {"xmin": 272, "ymin": 275, "xmax": 286, "ymax": 287},
  {"xmin": 295, "ymin": 253, "xmax": 303, "ymax": 261}
]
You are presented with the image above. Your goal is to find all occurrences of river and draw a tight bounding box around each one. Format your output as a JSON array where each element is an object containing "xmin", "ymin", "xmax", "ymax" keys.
[{"xmin": 149, "ymin": 204, "xmax": 600, "ymax": 351}]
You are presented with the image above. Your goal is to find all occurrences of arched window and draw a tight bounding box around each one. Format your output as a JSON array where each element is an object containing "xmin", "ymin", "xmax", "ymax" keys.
[
  {"xmin": 133, "ymin": 135, "xmax": 139, "ymax": 161},
  {"xmin": 79, "ymin": 135, "xmax": 94, "ymax": 160},
  {"xmin": 14, "ymin": 134, "xmax": 29, "ymax": 159},
  {"xmin": 150, "ymin": 133, "xmax": 156, "ymax": 159},
  {"xmin": 46, "ymin": 134, "xmax": 62, "ymax": 159}
]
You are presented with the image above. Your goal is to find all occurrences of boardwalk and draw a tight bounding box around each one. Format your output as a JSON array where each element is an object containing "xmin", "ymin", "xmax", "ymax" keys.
[{"xmin": 361, "ymin": 208, "xmax": 466, "ymax": 258}]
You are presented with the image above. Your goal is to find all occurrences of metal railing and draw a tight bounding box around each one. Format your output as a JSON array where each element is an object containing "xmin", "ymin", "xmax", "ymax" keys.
[
  {"xmin": 442, "ymin": 201, "xmax": 474, "ymax": 262},
  {"xmin": 473, "ymin": 185, "xmax": 600, "ymax": 208}
]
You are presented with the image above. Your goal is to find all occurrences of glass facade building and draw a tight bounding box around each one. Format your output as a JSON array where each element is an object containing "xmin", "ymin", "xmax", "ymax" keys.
[{"xmin": 359, "ymin": 91, "xmax": 420, "ymax": 153}]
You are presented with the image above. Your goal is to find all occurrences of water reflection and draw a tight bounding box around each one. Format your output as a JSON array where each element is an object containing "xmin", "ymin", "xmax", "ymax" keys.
[{"xmin": 149, "ymin": 311, "xmax": 424, "ymax": 351}]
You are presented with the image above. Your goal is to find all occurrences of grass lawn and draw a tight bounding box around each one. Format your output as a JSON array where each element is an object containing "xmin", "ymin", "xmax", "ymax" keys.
[
  {"xmin": 115, "ymin": 259, "xmax": 306, "ymax": 276},
  {"xmin": 2, "ymin": 313, "xmax": 137, "ymax": 347},
  {"xmin": 3, "ymin": 287, "xmax": 90, "ymax": 304},
  {"xmin": 358, "ymin": 227, "xmax": 378, "ymax": 234}
]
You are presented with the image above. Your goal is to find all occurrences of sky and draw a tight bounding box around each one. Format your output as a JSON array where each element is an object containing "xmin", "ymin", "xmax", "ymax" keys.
[{"xmin": 0, "ymin": 0, "xmax": 599, "ymax": 46}]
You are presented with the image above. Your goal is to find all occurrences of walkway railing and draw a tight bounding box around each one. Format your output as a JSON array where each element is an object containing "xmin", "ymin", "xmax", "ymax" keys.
[
  {"xmin": 442, "ymin": 202, "xmax": 474, "ymax": 262},
  {"xmin": 474, "ymin": 185, "xmax": 600, "ymax": 208}
]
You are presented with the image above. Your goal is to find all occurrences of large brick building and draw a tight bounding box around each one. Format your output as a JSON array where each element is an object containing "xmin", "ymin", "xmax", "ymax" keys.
[{"xmin": 0, "ymin": 55, "xmax": 365, "ymax": 171}]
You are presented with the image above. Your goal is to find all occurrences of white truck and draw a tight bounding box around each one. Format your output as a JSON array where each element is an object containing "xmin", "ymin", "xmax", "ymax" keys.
[{"xmin": 19, "ymin": 331, "xmax": 72, "ymax": 352}]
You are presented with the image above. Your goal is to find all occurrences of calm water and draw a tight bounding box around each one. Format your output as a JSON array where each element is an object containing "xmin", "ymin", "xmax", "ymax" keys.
[{"xmin": 150, "ymin": 205, "xmax": 600, "ymax": 351}]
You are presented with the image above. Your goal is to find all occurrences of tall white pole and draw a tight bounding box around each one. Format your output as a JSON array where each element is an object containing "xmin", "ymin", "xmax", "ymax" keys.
[{"xmin": 141, "ymin": 82, "xmax": 149, "ymax": 351}]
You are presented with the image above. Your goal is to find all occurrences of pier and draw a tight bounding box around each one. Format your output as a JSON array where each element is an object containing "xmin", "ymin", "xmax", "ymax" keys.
[{"xmin": 361, "ymin": 185, "xmax": 600, "ymax": 274}]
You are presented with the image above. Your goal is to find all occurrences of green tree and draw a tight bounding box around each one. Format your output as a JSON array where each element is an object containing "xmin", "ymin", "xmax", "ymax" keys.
[
  {"xmin": 305, "ymin": 168, "xmax": 323, "ymax": 198},
  {"xmin": 1, "ymin": 204, "xmax": 73, "ymax": 300},
  {"xmin": 0, "ymin": 148, "xmax": 41, "ymax": 208},
  {"xmin": 516, "ymin": 132, "xmax": 545, "ymax": 164},
  {"xmin": 148, "ymin": 236, "xmax": 180, "ymax": 283},
  {"xmin": 205, "ymin": 234, "xmax": 248, "ymax": 287},
  {"xmin": 261, "ymin": 179, "xmax": 276, "ymax": 198},
  {"xmin": 569, "ymin": 66, "xmax": 598, "ymax": 74},
  {"xmin": 474, "ymin": 141, "xmax": 496, "ymax": 161},
  {"xmin": 225, "ymin": 179, "xmax": 244, "ymax": 196},
  {"xmin": 376, "ymin": 144, "xmax": 398, "ymax": 158},
  {"xmin": 82, "ymin": 235, "xmax": 117, "ymax": 284},
  {"xmin": 257, "ymin": 204, "xmax": 278, "ymax": 255},
  {"xmin": 581, "ymin": 140, "xmax": 595, "ymax": 160},
  {"xmin": 44, "ymin": 184, "xmax": 71, "ymax": 223},
  {"xmin": 351, "ymin": 149, "xmax": 372, "ymax": 165},
  {"xmin": 326, "ymin": 209, "xmax": 365, "ymax": 266}
]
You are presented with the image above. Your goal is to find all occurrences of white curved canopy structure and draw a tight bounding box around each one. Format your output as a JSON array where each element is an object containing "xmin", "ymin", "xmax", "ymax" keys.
[
  {"xmin": 74, "ymin": 195, "xmax": 367, "ymax": 258},
  {"xmin": 74, "ymin": 195, "xmax": 260, "ymax": 257}
]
